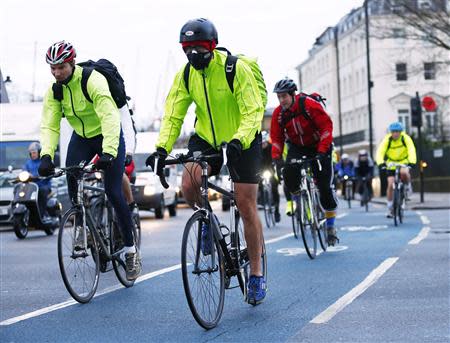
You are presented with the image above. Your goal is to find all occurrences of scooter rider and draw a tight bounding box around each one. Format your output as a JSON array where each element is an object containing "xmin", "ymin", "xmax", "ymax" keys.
[{"xmin": 23, "ymin": 142, "xmax": 51, "ymax": 221}]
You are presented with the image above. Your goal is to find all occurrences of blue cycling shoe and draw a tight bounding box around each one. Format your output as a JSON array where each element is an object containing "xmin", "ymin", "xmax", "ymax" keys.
[{"xmin": 247, "ymin": 275, "xmax": 267, "ymax": 306}]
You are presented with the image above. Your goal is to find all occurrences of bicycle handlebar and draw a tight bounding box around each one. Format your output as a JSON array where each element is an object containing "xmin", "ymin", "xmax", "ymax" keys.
[{"xmin": 287, "ymin": 156, "xmax": 322, "ymax": 172}]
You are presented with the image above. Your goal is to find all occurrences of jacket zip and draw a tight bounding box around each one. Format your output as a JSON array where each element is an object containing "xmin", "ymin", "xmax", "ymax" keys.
[
  {"xmin": 202, "ymin": 73, "xmax": 218, "ymax": 149},
  {"xmin": 67, "ymin": 85, "xmax": 86, "ymax": 138}
]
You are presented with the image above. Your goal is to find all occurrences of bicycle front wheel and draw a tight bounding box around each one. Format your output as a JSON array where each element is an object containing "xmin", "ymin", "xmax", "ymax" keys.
[
  {"xmin": 291, "ymin": 197, "xmax": 300, "ymax": 239},
  {"xmin": 58, "ymin": 207, "xmax": 100, "ymax": 303},
  {"xmin": 299, "ymin": 190, "xmax": 317, "ymax": 259},
  {"xmin": 181, "ymin": 211, "xmax": 225, "ymax": 330},
  {"xmin": 263, "ymin": 187, "xmax": 275, "ymax": 229}
]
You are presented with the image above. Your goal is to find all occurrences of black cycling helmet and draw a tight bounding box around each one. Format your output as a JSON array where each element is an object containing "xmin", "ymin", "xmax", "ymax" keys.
[
  {"xmin": 179, "ymin": 18, "xmax": 218, "ymax": 44},
  {"xmin": 273, "ymin": 78, "xmax": 298, "ymax": 94}
]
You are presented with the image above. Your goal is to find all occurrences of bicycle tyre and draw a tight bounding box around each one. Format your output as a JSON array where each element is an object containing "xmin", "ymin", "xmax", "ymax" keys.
[
  {"xmin": 393, "ymin": 187, "xmax": 399, "ymax": 227},
  {"xmin": 291, "ymin": 196, "xmax": 300, "ymax": 239},
  {"xmin": 398, "ymin": 186, "xmax": 404, "ymax": 224},
  {"xmin": 58, "ymin": 207, "xmax": 100, "ymax": 303},
  {"xmin": 181, "ymin": 211, "xmax": 225, "ymax": 330},
  {"xmin": 299, "ymin": 190, "xmax": 317, "ymax": 259},
  {"xmin": 313, "ymin": 192, "xmax": 327, "ymax": 252},
  {"xmin": 362, "ymin": 184, "xmax": 369, "ymax": 212},
  {"xmin": 235, "ymin": 211, "xmax": 267, "ymax": 299}
]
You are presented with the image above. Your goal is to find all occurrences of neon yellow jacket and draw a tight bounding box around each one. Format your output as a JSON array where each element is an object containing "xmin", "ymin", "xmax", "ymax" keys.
[
  {"xmin": 156, "ymin": 50, "xmax": 264, "ymax": 152},
  {"xmin": 376, "ymin": 132, "xmax": 417, "ymax": 167},
  {"xmin": 40, "ymin": 65, "xmax": 121, "ymax": 159}
]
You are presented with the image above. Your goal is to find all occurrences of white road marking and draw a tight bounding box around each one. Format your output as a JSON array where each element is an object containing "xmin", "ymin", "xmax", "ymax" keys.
[
  {"xmin": 265, "ymin": 233, "xmax": 294, "ymax": 244},
  {"xmin": 420, "ymin": 215, "xmax": 430, "ymax": 225},
  {"xmin": 0, "ymin": 264, "xmax": 183, "ymax": 326},
  {"xmin": 408, "ymin": 227, "xmax": 430, "ymax": 245},
  {"xmin": 277, "ymin": 246, "xmax": 348, "ymax": 256},
  {"xmin": 336, "ymin": 213, "xmax": 348, "ymax": 219},
  {"xmin": 340, "ymin": 225, "xmax": 388, "ymax": 232},
  {"xmin": 310, "ymin": 257, "xmax": 399, "ymax": 324}
]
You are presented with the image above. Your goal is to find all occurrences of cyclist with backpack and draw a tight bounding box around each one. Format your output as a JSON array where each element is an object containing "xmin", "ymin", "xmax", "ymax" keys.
[
  {"xmin": 376, "ymin": 122, "xmax": 416, "ymax": 217},
  {"xmin": 146, "ymin": 18, "xmax": 267, "ymax": 305},
  {"xmin": 38, "ymin": 41, "xmax": 141, "ymax": 281},
  {"xmin": 270, "ymin": 78, "xmax": 339, "ymax": 246}
]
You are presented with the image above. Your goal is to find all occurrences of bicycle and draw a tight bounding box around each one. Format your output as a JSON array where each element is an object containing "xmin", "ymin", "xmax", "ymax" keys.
[
  {"xmin": 342, "ymin": 175, "xmax": 354, "ymax": 208},
  {"xmin": 359, "ymin": 176, "xmax": 371, "ymax": 212},
  {"xmin": 260, "ymin": 169, "xmax": 276, "ymax": 229},
  {"xmin": 159, "ymin": 145, "xmax": 267, "ymax": 329},
  {"xmin": 388, "ymin": 163, "xmax": 409, "ymax": 226},
  {"xmin": 287, "ymin": 157, "xmax": 325, "ymax": 259},
  {"xmin": 54, "ymin": 162, "xmax": 141, "ymax": 303}
]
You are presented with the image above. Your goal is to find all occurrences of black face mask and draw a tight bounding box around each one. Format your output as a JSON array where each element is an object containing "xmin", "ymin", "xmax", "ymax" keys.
[{"xmin": 187, "ymin": 51, "xmax": 212, "ymax": 70}]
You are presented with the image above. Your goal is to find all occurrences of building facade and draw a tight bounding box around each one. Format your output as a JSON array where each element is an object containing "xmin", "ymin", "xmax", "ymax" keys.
[{"xmin": 297, "ymin": 0, "xmax": 450, "ymax": 157}]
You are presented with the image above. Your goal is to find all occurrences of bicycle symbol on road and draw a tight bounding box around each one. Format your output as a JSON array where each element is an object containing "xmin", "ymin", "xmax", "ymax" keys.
[{"xmin": 276, "ymin": 246, "xmax": 348, "ymax": 256}]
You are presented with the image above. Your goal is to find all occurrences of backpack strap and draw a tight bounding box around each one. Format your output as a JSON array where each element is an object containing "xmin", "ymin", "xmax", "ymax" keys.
[
  {"xmin": 224, "ymin": 55, "xmax": 238, "ymax": 93},
  {"xmin": 183, "ymin": 63, "xmax": 191, "ymax": 94},
  {"xmin": 81, "ymin": 67, "xmax": 94, "ymax": 103}
]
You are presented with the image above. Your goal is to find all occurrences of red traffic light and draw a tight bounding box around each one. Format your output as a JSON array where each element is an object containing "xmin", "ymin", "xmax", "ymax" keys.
[{"xmin": 422, "ymin": 96, "xmax": 437, "ymax": 112}]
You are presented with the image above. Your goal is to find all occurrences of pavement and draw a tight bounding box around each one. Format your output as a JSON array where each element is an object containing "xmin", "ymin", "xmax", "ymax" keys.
[{"xmin": 371, "ymin": 192, "xmax": 450, "ymax": 210}]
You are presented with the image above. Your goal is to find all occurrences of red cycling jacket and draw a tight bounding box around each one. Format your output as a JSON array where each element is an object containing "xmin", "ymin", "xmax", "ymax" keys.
[
  {"xmin": 125, "ymin": 159, "xmax": 135, "ymax": 181},
  {"xmin": 270, "ymin": 94, "xmax": 333, "ymax": 159}
]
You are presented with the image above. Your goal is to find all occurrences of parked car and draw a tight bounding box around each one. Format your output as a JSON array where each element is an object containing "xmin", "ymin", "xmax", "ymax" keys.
[
  {"xmin": 0, "ymin": 169, "xmax": 17, "ymax": 224},
  {"xmin": 133, "ymin": 152, "xmax": 178, "ymax": 219}
]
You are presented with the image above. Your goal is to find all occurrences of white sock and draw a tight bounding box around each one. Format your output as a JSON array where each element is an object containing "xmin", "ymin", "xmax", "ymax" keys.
[{"xmin": 122, "ymin": 245, "xmax": 136, "ymax": 254}]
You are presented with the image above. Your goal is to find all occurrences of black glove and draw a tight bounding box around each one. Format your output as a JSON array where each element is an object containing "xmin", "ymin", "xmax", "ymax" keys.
[
  {"xmin": 378, "ymin": 163, "xmax": 386, "ymax": 170},
  {"xmin": 125, "ymin": 154, "xmax": 133, "ymax": 167},
  {"xmin": 408, "ymin": 163, "xmax": 415, "ymax": 169},
  {"xmin": 38, "ymin": 155, "xmax": 55, "ymax": 177},
  {"xmin": 274, "ymin": 159, "xmax": 284, "ymax": 180},
  {"xmin": 145, "ymin": 148, "xmax": 168, "ymax": 176},
  {"xmin": 315, "ymin": 152, "xmax": 327, "ymax": 161},
  {"xmin": 95, "ymin": 153, "xmax": 115, "ymax": 170},
  {"xmin": 226, "ymin": 139, "xmax": 242, "ymax": 164}
]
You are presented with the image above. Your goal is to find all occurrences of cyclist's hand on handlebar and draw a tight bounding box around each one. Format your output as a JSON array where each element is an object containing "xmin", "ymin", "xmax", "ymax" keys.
[
  {"xmin": 315, "ymin": 152, "xmax": 327, "ymax": 161},
  {"xmin": 38, "ymin": 155, "xmax": 55, "ymax": 177},
  {"xmin": 408, "ymin": 163, "xmax": 415, "ymax": 169},
  {"xmin": 226, "ymin": 139, "xmax": 242, "ymax": 164},
  {"xmin": 274, "ymin": 159, "xmax": 284, "ymax": 180},
  {"xmin": 378, "ymin": 163, "xmax": 386, "ymax": 170},
  {"xmin": 124, "ymin": 154, "xmax": 133, "ymax": 166},
  {"xmin": 95, "ymin": 153, "xmax": 115, "ymax": 170},
  {"xmin": 146, "ymin": 148, "xmax": 167, "ymax": 176}
]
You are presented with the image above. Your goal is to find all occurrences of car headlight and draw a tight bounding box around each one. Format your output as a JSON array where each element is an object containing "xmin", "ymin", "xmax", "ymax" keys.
[
  {"xmin": 19, "ymin": 171, "xmax": 31, "ymax": 182},
  {"xmin": 144, "ymin": 185, "xmax": 156, "ymax": 196},
  {"xmin": 263, "ymin": 170, "xmax": 272, "ymax": 180},
  {"xmin": 343, "ymin": 175, "xmax": 348, "ymax": 180}
]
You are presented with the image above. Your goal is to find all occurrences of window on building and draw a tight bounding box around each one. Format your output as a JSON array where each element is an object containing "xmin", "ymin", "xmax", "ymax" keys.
[
  {"xmin": 425, "ymin": 112, "xmax": 437, "ymax": 135},
  {"xmin": 396, "ymin": 63, "xmax": 407, "ymax": 81},
  {"xmin": 398, "ymin": 109, "xmax": 410, "ymax": 133},
  {"xmin": 424, "ymin": 62, "xmax": 436, "ymax": 80}
]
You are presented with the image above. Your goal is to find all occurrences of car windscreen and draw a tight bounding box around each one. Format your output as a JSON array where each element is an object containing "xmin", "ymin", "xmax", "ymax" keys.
[
  {"xmin": 0, "ymin": 141, "xmax": 33, "ymax": 171},
  {"xmin": 134, "ymin": 153, "xmax": 150, "ymax": 172}
]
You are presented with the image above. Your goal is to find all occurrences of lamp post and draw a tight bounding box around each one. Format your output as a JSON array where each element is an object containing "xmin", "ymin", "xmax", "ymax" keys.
[{"xmin": 364, "ymin": 0, "xmax": 374, "ymax": 158}]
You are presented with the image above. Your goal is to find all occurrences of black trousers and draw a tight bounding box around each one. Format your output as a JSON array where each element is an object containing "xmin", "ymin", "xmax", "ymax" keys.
[{"xmin": 282, "ymin": 144, "xmax": 338, "ymax": 211}]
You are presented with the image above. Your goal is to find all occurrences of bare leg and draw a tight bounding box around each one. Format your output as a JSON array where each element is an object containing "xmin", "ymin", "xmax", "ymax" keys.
[
  {"xmin": 181, "ymin": 163, "xmax": 211, "ymax": 209},
  {"xmin": 387, "ymin": 176, "xmax": 395, "ymax": 202},
  {"xmin": 122, "ymin": 174, "xmax": 133, "ymax": 205},
  {"xmin": 235, "ymin": 183, "xmax": 263, "ymax": 276}
]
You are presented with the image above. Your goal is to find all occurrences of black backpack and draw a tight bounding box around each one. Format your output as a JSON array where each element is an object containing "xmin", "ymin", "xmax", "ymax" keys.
[
  {"xmin": 53, "ymin": 59, "xmax": 127, "ymax": 109},
  {"xmin": 78, "ymin": 59, "xmax": 127, "ymax": 108}
]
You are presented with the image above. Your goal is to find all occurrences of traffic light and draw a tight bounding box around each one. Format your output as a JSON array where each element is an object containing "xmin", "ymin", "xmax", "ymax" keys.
[{"xmin": 410, "ymin": 95, "xmax": 422, "ymax": 127}]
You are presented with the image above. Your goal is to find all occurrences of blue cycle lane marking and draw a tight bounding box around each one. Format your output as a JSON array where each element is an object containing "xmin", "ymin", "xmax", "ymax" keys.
[{"xmin": 1, "ymin": 209, "xmax": 424, "ymax": 343}]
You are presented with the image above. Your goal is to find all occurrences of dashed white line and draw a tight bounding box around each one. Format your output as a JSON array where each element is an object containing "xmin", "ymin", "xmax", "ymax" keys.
[
  {"xmin": 408, "ymin": 227, "xmax": 430, "ymax": 245},
  {"xmin": 420, "ymin": 215, "xmax": 430, "ymax": 225},
  {"xmin": 310, "ymin": 257, "xmax": 399, "ymax": 324},
  {"xmin": 337, "ymin": 213, "xmax": 348, "ymax": 219},
  {"xmin": 266, "ymin": 233, "xmax": 294, "ymax": 244},
  {"xmin": 0, "ymin": 264, "xmax": 183, "ymax": 326}
]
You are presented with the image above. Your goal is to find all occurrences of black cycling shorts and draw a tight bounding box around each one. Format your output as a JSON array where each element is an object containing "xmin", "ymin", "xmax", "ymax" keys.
[
  {"xmin": 187, "ymin": 133, "xmax": 262, "ymax": 184},
  {"xmin": 386, "ymin": 170, "xmax": 396, "ymax": 177}
]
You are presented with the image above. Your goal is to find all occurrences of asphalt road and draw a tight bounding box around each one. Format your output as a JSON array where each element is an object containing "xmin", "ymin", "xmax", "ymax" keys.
[{"xmin": 1, "ymin": 198, "xmax": 449, "ymax": 343}]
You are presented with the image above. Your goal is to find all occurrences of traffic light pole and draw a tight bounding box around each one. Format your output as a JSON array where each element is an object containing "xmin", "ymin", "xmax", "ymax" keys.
[
  {"xmin": 412, "ymin": 91, "xmax": 425, "ymax": 203},
  {"xmin": 417, "ymin": 120, "xmax": 424, "ymax": 204}
]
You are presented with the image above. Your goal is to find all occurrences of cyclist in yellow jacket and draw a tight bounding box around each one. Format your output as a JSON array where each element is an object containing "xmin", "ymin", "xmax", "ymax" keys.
[
  {"xmin": 376, "ymin": 122, "xmax": 416, "ymax": 217},
  {"xmin": 145, "ymin": 18, "xmax": 267, "ymax": 305}
]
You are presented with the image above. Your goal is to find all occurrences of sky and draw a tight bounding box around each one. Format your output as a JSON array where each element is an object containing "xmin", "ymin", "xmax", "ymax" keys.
[{"xmin": 0, "ymin": 0, "xmax": 363, "ymax": 128}]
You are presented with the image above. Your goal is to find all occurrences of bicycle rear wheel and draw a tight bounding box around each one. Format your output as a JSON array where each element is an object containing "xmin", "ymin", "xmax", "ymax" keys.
[
  {"xmin": 181, "ymin": 211, "xmax": 225, "ymax": 330},
  {"xmin": 234, "ymin": 212, "xmax": 267, "ymax": 300},
  {"xmin": 299, "ymin": 190, "xmax": 317, "ymax": 259},
  {"xmin": 58, "ymin": 207, "xmax": 100, "ymax": 303},
  {"xmin": 393, "ymin": 188, "xmax": 399, "ymax": 226},
  {"xmin": 398, "ymin": 186, "xmax": 405, "ymax": 224}
]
